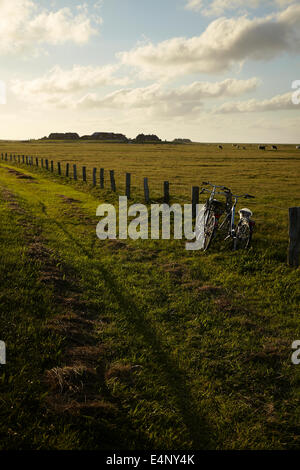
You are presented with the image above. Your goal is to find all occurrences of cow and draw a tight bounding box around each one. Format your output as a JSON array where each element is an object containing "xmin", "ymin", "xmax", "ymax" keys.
[
  {"xmin": 272, "ymin": 145, "xmax": 278, "ymax": 150},
  {"xmin": 296, "ymin": 146, "xmax": 300, "ymax": 150},
  {"xmin": 218, "ymin": 145, "xmax": 223, "ymax": 150},
  {"xmin": 258, "ymin": 145, "xmax": 266, "ymax": 150}
]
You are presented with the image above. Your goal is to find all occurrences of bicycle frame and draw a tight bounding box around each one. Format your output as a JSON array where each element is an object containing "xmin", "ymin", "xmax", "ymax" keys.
[
  {"xmin": 224, "ymin": 194, "xmax": 254, "ymax": 241},
  {"xmin": 229, "ymin": 199, "xmax": 238, "ymax": 236}
]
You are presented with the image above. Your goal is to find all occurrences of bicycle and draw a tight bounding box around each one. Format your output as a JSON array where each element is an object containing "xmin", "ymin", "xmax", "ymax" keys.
[
  {"xmin": 219, "ymin": 193, "xmax": 255, "ymax": 250},
  {"xmin": 196, "ymin": 182, "xmax": 232, "ymax": 251}
]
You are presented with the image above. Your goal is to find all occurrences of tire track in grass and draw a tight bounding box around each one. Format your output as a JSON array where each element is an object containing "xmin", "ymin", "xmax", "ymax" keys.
[
  {"xmin": 1, "ymin": 164, "xmax": 214, "ymax": 449},
  {"xmin": 0, "ymin": 179, "xmax": 146, "ymax": 449}
]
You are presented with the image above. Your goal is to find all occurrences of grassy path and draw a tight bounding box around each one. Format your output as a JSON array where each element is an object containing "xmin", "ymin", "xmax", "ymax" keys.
[{"xmin": 0, "ymin": 162, "xmax": 299, "ymax": 450}]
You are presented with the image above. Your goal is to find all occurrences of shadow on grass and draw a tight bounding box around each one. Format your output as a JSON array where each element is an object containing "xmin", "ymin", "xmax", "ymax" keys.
[{"xmin": 53, "ymin": 219, "xmax": 214, "ymax": 450}]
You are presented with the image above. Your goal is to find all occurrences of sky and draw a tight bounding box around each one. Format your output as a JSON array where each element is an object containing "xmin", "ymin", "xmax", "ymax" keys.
[{"xmin": 0, "ymin": 0, "xmax": 299, "ymax": 142}]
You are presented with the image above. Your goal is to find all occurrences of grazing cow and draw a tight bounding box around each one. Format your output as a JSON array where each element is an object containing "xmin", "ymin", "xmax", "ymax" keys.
[
  {"xmin": 219, "ymin": 145, "xmax": 223, "ymax": 150},
  {"xmin": 272, "ymin": 145, "xmax": 278, "ymax": 150},
  {"xmin": 258, "ymin": 145, "xmax": 266, "ymax": 150},
  {"xmin": 296, "ymin": 146, "xmax": 300, "ymax": 150}
]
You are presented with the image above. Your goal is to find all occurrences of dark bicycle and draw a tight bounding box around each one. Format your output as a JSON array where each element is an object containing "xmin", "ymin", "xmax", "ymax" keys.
[{"xmin": 196, "ymin": 182, "xmax": 232, "ymax": 251}]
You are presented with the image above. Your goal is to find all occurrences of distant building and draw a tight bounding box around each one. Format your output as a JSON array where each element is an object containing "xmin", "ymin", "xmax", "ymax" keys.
[
  {"xmin": 48, "ymin": 133, "xmax": 79, "ymax": 140},
  {"xmin": 173, "ymin": 138, "xmax": 192, "ymax": 143},
  {"xmin": 135, "ymin": 134, "xmax": 161, "ymax": 143},
  {"xmin": 88, "ymin": 132, "xmax": 128, "ymax": 142}
]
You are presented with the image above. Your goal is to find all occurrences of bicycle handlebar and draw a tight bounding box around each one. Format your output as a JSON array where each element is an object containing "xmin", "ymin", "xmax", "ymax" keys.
[
  {"xmin": 200, "ymin": 184, "xmax": 255, "ymax": 200},
  {"xmin": 200, "ymin": 188, "xmax": 230, "ymax": 197},
  {"xmin": 202, "ymin": 182, "xmax": 231, "ymax": 192},
  {"xmin": 232, "ymin": 193, "xmax": 255, "ymax": 199}
]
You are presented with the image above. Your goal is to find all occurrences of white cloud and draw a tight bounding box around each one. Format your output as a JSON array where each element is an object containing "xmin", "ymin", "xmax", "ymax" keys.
[
  {"xmin": 214, "ymin": 92, "xmax": 295, "ymax": 113},
  {"xmin": 185, "ymin": 0, "xmax": 294, "ymax": 16},
  {"xmin": 11, "ymin": 73, "xmax": 259, "ymax": 111},
  {"xmin": 0, "ymin": 0, "xmax": 97, "ymax": 55},
  {"xmin": 119, "ymin": 4, "xmax": 300, "ymax": 77},
  {"xmin": 69, "ymin": 77, "xmax": 259, "ymax": 117},
  {"xmin": 11, "ymin": 65, "xmax": 131, "ymax": 102}
]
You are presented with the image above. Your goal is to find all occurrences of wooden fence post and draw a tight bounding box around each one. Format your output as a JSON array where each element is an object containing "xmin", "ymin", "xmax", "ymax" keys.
[
  {"xmin": 144, "ymin": 178, "xmax": 150, "ymax": 203},
  {"xmin": 82, "ymin": 166, "xmax": 87, "ymax": 182},
  {"xmin": 5, "ymin": 153, "xmax": 7, "ymax": 161},
  {"xmin": 93, "ymin": 168, "xmax": 97, "ymax": 186},
  {"xmin": 66, "ymin": 163, "xmax": 69, "ymax": 177},
  {"xmin": 164, "ymin": 181, "xmax": 170, "ymax": 204},
  {"xmin": 126, "ymin": 173, "xmax": 131, "ymax": 199},
  {"xmin": 51, "ymin": 161, "xmax": 54, "ymax": 172},
  {"xmin": 288, "ymin": 207, "xmax": 300, "ymax": 267},
  {"xmin": 26, "ymin": 156, "xmax": 28, "ymax": 165},
  {"xmin": 36, "ymin": 157, "xmax": 38, "ymax": 166},
  {"xmin": 57, "ymin": 162, "xmax": 61, "ymax": 175},
  {"xmin": 45, "ymin": 159, "xmax": 48, "ymax": 170},
  {"xmin": 100, "ymin": 168, "xmax": 104, "ymax": 189},
  {"xmin": 192, "ymin": 186, "xmax": 200, "ymax": 219},
  {"xmin": 73, "ymin": 164, "xmax": 77, "ymax": 180},
  {"xmin": 41, "ymin": 158, "xmax": 44, "ymax": 168},
  {"xmin": 10, "ymin": 154, "xmax": 12, "ymax": 161},
  {"xmin": 110, "ymin": 170, "xmax": 116, "ymax": 192},
  {"xmin": 18, "ymin": 155, "xmax": 20, "ymax": 163}
]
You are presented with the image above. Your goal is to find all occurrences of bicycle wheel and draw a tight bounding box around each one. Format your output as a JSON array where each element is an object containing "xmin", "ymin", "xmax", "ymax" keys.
[
  {"xmin": 234, "ymin": 219, "xmax": 251, "ymax": 250},
  {"xmin": 203, "ymin": 213, "xmax": 216, "ymax": 251}
]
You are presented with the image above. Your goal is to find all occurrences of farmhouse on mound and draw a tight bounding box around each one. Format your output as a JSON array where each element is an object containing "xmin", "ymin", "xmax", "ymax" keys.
[
  {"xmin": 135, "ymin": 133, "xmax": 161, "ymax": 143},
  {"xmin": 173, "ymin": 138, "xmax": 192, "ymax": 143},
  {"xmin": 48, "ymin": 132, "xmax": 79, "ymax": 140},
  {"xmin": 87, "ymin": 132, "xmax": 128, "ymax": 142}
]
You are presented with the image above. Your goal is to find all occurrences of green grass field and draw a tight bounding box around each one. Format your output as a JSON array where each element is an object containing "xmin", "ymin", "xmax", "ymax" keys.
[{"xmin": 0, "ymin": 141, "xmax": 299, "ymax": 450}]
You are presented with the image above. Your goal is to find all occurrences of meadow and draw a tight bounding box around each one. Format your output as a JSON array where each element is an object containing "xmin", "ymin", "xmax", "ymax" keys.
[{"xmin": 0, "ymin": 140, "xmax": 299, "ymax": 450}]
